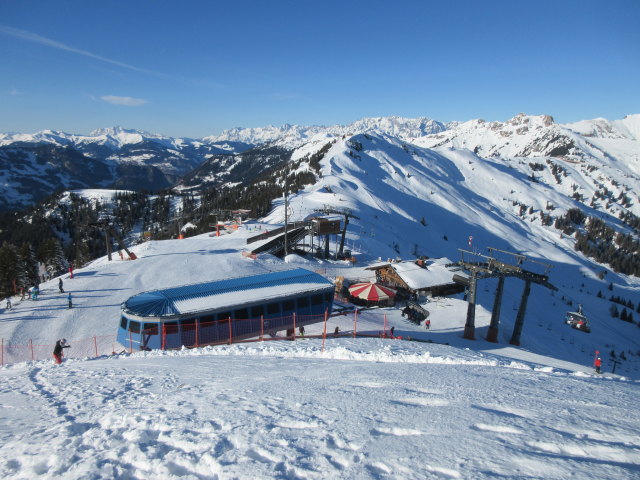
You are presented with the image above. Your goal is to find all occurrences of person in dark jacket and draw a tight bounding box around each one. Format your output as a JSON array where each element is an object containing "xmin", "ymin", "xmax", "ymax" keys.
[
  {"xmin": 58, "ymin": 278, "xmax": 64, "ymax": 293},
  {"xmin": 53, "ymin": 338, "xmax": 70, "ymax": 364}
]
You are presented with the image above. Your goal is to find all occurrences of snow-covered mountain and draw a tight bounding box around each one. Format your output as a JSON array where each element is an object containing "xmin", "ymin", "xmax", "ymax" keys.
[
  {"xmin": 204, "ymin": 116, "xmax": 446, "ymax": 148},
  {"xmin": 0, "ymin": 127, "xmax": 251, "ymax": 211},
  {"xmin": 2, "ymin": 113, "xmax": 639, "ymax": 213}
]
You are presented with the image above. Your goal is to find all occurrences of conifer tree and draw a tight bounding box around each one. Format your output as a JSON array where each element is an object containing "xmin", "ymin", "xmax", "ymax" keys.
[
  {"xmin": 0, "ymin": 242, "xmax": 19, "ymax": 296},
  {"xmin": 41, "ymin": 238, "xmax": 69, "ymax": 277},
  {"xmin": 17, "ymin": 243, "xmax": 39, "ymax": 289}
]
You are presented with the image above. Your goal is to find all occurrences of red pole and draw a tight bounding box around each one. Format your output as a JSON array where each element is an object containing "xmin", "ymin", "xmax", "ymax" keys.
[
  {"xmin": 260, "ymin": 315, "xmax": 264, "ymax": 341},
  {"xmin": 293, "ymin": 313, "xmax": 297, "ymax": 341},
  {"xmin": 94, "ymin": 336, "xmax": 98, "ymax": 357},
  {"xmin": 228, "ymin": 317, "xmax": 232, "ymax": 345},
  {"xmin": 322, "ymin": 309, "xmax": 328, "ymax": 352},
  {"xmin": 196, "ymin": 320, "xmax": 200, "ymax": 348},
  {"xmin": 30, "ymin": 339, "xmax": 34, "ymax": 361},
  {"xmin": 353, "ymin": 310, "xmax": 358, "ymax": 338},
  {"xmin": 161, "ymin": 324, "xmax": 166, "ymax": 350}
]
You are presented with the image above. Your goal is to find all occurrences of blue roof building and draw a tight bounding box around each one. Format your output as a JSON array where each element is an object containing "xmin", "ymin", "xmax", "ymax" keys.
[{"xmin": 118, "ymin": 268, "xmax": 335, "ymax": 351}]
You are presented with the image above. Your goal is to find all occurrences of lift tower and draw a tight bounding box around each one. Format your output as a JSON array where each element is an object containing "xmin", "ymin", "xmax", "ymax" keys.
[
  {"xmin": 90, "ymin": 221, "xmax": 137, "ymax": 261},
  {"xmin": 313, "ymin": 206, "xmax": 360, "ymax": 258},
  {"xmin": 456, "ymin": 247, "xmax": 555, "ymax": 345}
]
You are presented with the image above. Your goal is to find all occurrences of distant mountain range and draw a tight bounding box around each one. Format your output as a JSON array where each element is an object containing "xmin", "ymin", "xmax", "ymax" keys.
[{"xmin": 1, "ymin": 114, "xmax": 638, "ymax": 212}]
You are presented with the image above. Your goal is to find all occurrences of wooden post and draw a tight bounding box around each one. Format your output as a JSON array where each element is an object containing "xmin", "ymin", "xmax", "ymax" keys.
[
  {"xmin": 94, "ymin": 336, "xmax": 98, "ymax": 357},
  {"xmin": 322, "ymin": 309, "xmax": 328, "ymax": 352},
  {"xmin": 260, "ymin": 315, "xmax": 264, "ymax": 341},
  {"xmin": 510, "ymin": 280, "xmax": 532, "ymax": 346},
  {"xmin": 486, "ymin": 276, "xmax": 505, "ymax": 343},
  {"xmin": 161, "ymin": 323, "xmax": 166, "ymax": 350},
  {"xmin": 463, "ymin": 270, "xmax": 478, "ymax": 340},
  {"xmin": 353, "ymin": 309, "xmax": 357, "ymax": 338},
  {"xmin": 228, "ymin": 317, "xmax": 232, "ymax": 345}
]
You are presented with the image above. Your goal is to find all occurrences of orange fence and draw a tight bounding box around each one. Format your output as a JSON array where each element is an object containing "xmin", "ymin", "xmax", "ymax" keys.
[
  {"xmin": 1, "ymin": 310, "xmax": 398, "ymax": 366},
  {"xmin": 1, "ymin": 335, "xmax": 118, "ymax": 365}
]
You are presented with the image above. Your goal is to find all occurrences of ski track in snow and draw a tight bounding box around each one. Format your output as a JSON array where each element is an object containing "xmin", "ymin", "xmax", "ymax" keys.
[{"xmin": 1, "ymin": 342, "xmax": 639, "ymax": 479}]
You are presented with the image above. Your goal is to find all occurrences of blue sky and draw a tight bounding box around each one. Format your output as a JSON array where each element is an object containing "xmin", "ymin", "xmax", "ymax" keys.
[{"xmin": 1, "ymin": 0, "xmax": 639, "ymax": 138}]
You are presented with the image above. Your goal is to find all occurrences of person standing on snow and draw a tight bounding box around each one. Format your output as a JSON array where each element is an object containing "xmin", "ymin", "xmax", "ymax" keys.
[
  {"xmin": 594, "ymin": 357, "xmax": 602, "ymax": 374},
  {"xmin": 53, "ymin": 338, "xmax": 70, "ymax": 364},
  {"xmin": 5, "ymin": 297, "xmax": 11, "ymax": 310},
  {"xmin": 58, "ymin": 278, "xmax": 64, "ymax": 293},
  {"xmin": 299, "ymin": 325, "xmax": 305, "ymax": 337},
  {"xmin": 390, "ymin": 326, "xmax": 395, "ymax": 337},
  {"xmin": 425, "ymin": 319, "xmax": 431, "ymax": 330},
  {"xmin": 67, "ymin": 292, "xmax": 72, "ymax": 308}
]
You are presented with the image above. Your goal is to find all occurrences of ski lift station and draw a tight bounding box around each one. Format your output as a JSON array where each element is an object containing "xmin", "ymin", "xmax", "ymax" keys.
[{"xmin": 117, "ymin": 268, "xmax": 335, "ymax": 351}]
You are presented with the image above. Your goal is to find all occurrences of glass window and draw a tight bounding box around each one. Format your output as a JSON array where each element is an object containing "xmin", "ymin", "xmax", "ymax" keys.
[
  {"xmin": 143, "ymin": 323, "xmax": 158, "ymax": 335},
  {"xmin": 296, "ymin": 297, "xmax": 309, "ymax": 308},
  {"xmin": 181, "ymin": 318, "xmax": 196, "ymax": 331},
  {"xmin": 200, "ymin": 315, "xmax": 215, "ymax": 325},
  {"xmin": 129, "ymin": 320, "xmax": 140, "ymax": 333},
  {"xmin": 267, "ymin": 302, "xmax": 280, "ymax": 315},
  {"xmin": 120, "ymin": 316, "xmax": 128, "ymax": 329},
  {"xmin": 235, "ymin": 308, "xmax": 248, "ymax": 320},
  {"xmin": 251, "ymin": 305, "xmax": 264, "ymax": 318},
  {"xmin": 324, "ymin": 291, "xmax": 333, "ymax": 302},
  {"xmin": 165, "ymin": 321, "xmax": 178, "ymax": 334},
  {"xmin": 217, "ymin": 311, "xmax": 231, "ymax": 321},
  {"xmin": 283, "ymin": 299, "xmax": 295, "ymax": 311},
  {"xmin": 311, "ymin": 294, "xmax": 323, "ymax": 306}
]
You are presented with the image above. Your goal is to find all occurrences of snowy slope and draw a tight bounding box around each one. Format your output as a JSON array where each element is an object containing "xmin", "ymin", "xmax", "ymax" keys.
[
  {"xmin": 1, "ymin": 340, "xmax": 638, "ymax": 479},
  {"xmin": 0, "ymin": 227, "xmax": 639, "ymax": 479}
]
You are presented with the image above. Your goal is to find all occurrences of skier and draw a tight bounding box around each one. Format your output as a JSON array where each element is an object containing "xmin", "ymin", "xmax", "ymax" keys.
[
  {"xmin": 67, "ymin": 292, "xmax": 72, "ymax": 309},
  {"xmin": 69, "ymin": 266, "xmax": 74, "ymax": 279},
  {"xmin": 299, "ymin": 325, "xmax": 305, "ymax": 337},
  {"xmin": 5, "ymin": 297, "xmax": 12, "ymax": 310},
  {"xmin": 53, "ymin": 338, "xmax": 70, "ymax": 364},
  {"xmin": 425, "ymin": 319, "xmax": 431, "ymax": 330},
  {"xmin": 390, "ymin": 326, "xmax": 395, "ymax": 337},
  {"xmin": 31, "ymin": 285, "xmax": 39, "ymax": 301},
  {"xmin": 594, "ymin": 357, "xmax": 602, "ymax": 374},
  {"xmin": 334, "ymin": 326, "xmax": 340, "ymax": 337},
  {"xmin": 58, "ymin": 278, "xmax": 64, "ymax": 293}
]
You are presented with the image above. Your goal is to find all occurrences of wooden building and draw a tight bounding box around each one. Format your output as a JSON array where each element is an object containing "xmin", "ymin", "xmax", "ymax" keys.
[{"xmin": 365, "ymin": 258, "xmax": 466, "ymax": 297}]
